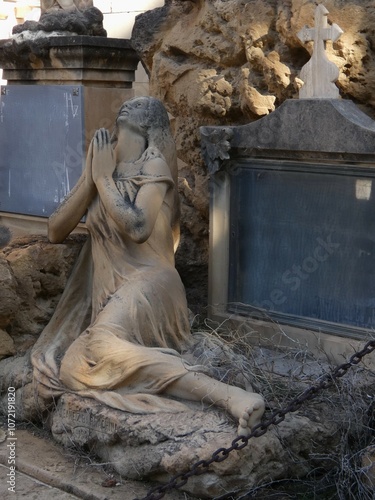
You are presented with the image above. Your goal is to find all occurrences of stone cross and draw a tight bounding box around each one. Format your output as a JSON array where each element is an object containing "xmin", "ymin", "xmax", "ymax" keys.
[{"xmin": 297, "ymin": 4, "xmax": 343, "ymax": 99}]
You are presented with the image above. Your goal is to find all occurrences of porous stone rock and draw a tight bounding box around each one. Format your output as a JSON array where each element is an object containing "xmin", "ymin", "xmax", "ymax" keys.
[
  {"xmin": 0, "ymin": 351, "xmax": 41, "ymax": 421},
  {"xmin": 0, "ymin": 234, "xmax": 86, "ymax": 352},
  {"xmin": 0, "ymin": 225, "xmax": 11, "ymax": 248},
  {"xmin": 0, "ymin": 234, "xmax": 85, "ymax": 419},
  {"xmin": 13, "ymin": 7, "xmax": 106, "ymax": 37},
  {"xmin": 132, "ymin": 0, "xmax": 375, "ymax": 308},
  {"xmin": 0, "ymin": 254, "xmax": 20, "ymax": 330},
  {"xmin": 51, "ymin": 393, "xmax": 338, "ymax": 498},
  {"xmin": 0, "ymin": 35, "xmax": 138, "ymax": 88},
  {"xmin": 0, "ymin": 329, "xmax": 15, "ymax": 359},
  {"xmin": 0, "ymin": 352, "xmax": 32, "ymax": 393}
]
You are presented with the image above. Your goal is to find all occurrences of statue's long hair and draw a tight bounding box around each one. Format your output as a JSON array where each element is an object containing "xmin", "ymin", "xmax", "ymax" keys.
[{"xmin": 111, "ymin": 97, "xmax": 181, "ymax": 250}]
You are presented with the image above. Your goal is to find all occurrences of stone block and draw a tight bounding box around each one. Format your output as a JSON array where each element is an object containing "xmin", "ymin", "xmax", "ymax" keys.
[
  {"xmin": 50, "ymin": 392, "xmax": 345, "ymax": 498},
  {"xmin": 0, "ymin": 35, "xmax": 138, "ymax": 87}
]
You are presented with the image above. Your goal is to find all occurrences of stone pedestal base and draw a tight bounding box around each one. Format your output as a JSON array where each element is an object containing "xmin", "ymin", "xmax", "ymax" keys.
[
  {"xmin": 0, "ymin": 35, "xmax": 138, "ymax": 87},
  {"xmin": 50, "ymin": 392, "xmax": 339, "ymax": 499}
]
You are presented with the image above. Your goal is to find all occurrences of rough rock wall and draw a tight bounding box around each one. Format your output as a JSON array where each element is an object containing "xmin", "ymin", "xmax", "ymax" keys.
[
  {"xmin": 132, "ymin": 0, "xmax": 375, "ymax": 311},
  {"xmin": 0, "ymin": 235, "xmax": 85, "ymax": 359}
]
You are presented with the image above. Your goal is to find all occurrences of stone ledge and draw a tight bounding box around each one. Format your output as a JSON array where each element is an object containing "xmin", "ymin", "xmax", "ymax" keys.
[
  {"xmin": 0, "ymin": 35, "xmax": 139, "ymax": 86},
  {"xmin": 0, "ymin": 429, "xmax": 185, "ymax": 499}
]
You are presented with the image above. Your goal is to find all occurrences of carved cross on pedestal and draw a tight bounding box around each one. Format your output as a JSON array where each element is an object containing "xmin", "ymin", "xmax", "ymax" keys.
[{"xmin": 297, "ymin": 4, "xmax": 343, "ymax": 99}]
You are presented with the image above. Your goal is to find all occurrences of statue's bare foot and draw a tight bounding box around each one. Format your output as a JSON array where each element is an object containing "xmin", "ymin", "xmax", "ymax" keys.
[
  {"xmin": 166, "ymin": 372, "xmax": 265, "ymax": 436},
  {"xmin": 227, "ymin": 387, "xmax": 265, "ymax": 437}
]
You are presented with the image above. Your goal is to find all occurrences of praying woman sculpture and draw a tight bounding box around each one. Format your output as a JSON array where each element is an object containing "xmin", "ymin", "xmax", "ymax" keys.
[{"xmin": 31, "ymin": 97, "xmax": 265, "ymax": 436}]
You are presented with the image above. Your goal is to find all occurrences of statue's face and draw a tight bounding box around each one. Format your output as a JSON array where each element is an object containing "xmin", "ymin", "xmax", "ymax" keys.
[{"xmin": 117, "ymin": 97, "xmax": 149, "ymax": 131}]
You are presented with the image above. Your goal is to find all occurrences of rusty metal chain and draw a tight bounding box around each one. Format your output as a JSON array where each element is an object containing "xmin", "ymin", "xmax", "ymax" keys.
[{"xmin": 134, "ymin": 339, "xmax": 375, "ymax": 500}]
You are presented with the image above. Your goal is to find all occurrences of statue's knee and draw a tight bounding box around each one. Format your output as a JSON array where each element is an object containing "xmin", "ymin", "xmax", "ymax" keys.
[{"xmin": 59, "ymin": 352, "xmax": 84, "ymax": 389}]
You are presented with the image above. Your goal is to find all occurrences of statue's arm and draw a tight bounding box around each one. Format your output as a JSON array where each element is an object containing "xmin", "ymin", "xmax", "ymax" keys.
[
  {"xmin": 98, "ymin": 179, "xmax": 168, "ymax": 243},
  {"xmin": 48, "ymin": 140, "xmax": 97, "ymax": 243},
  {"xmin": 92, "ymin": 129, "xmax": 170, "ymax": 243}
]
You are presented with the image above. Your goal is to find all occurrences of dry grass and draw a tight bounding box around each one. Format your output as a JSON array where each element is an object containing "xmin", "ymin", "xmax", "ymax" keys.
[{"xmin": 188, "ymin": 317, "xmax": 375, "ymax": 500}]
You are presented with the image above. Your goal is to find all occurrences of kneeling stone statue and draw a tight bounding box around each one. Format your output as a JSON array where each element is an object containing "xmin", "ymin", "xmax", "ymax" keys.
[{"xmin": 31, "ymin": 96, "xmax": 265, "ymax": 437}]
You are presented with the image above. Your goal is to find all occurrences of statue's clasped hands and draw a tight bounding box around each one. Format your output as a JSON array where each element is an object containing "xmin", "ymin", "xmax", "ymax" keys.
[{"xmin": 91, "ymin": 128, "xmax": 116, "ymax": 184}]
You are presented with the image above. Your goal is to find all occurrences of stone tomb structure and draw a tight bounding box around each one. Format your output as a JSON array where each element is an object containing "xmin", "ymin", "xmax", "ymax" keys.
[
  {"xmin": 201, "ymin": 6, "xmax": 375, "ymax": 366},
  {"xmin": 0, "ymin": 27, "xmax": 138, "ymax": 234}
]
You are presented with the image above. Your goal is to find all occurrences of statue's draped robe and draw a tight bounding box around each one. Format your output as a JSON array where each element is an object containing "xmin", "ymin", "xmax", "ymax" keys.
[{"xmin": 32, "ymin": 149, "xmax": 196, "ymax": 413}]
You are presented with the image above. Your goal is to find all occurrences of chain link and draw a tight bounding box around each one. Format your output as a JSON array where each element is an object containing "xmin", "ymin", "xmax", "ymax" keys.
[{"xmin": 134, "ymin": 339, "xmax": 375, "ymax": 500}]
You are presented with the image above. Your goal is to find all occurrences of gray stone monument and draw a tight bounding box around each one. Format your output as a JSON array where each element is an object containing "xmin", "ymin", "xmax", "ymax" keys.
[
  {"xmin": 0, "ymin": 7, "xmax": 138, "ymax": 227},
  {"xmin": 201, "ymin": 5, "xmax": 375, "ymax": 359}
]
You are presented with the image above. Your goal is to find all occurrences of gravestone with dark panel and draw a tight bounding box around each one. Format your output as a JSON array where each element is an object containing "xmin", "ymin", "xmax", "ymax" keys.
[
  {"xmin": 201, "ymin": 5, "xmax": 375, "ymax": 339},
  {"xmin": 0, "ymin": 85, "xmax": 84, "ymax": 217},
  {"xmin": 0, "ymin": 23, "xmax": 138, "ymax": 221}
]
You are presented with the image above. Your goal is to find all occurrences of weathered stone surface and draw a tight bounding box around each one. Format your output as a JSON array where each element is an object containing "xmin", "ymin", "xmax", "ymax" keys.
[
  {"xmin": 0, "ymin": 429, "xmax": 192, "ymax": 500},
  {"xmin": 52, "ymin": 380, "xmax": 374, "ymax": 498},
  {"xmin": 0, "ymin": 329, "xmax": 15, "ymax": 359},
  {"xmin": 0, "ymin": 36, "xmax": 138, "ymax": 87},
  {"xmin": 50, "ymin": 389, "xmax": 361, "ymax": 499},
  {"xmin": 0, "ymin": 350, "xmax": 51, "ymax": 421},
  {"xmin": 132, "ymin": 0, "xmax": 375, "ymax": 309},
  {"xmin": 0, "ymin": 351, "xmax": 42, "ymax": 421},
  {"xmin": 0, "ymin": 352, "xmax": 32, "ymax": 392},
  {"xmin": 0, "ymin": 226, "xmax": 11, "ymax": 248},
  {"xmin": 0, "ymin": 254, "xmax": 20, "ymax": 330},
  {"xmin": 0, "ymin": 235, "xmax": 85, "ymax": 352},
  {"xmin": 13, "ymin": 7, "xmax": 106, "ymax": 37}
]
